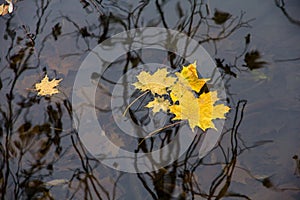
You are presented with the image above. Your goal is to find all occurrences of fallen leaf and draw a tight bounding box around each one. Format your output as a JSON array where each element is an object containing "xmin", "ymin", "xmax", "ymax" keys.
[
  {"xmin": 34, "ymin": 74, "xmax": 62, "ymax": 96},
  {"xmin": 212, "ymin": 9, "xmax": 232, "ymax": 25},
  {"xmin": 0, "ymin": 1, "xmax": 13, "ymax": 16},
  {"xmin": 6, "ymin": 0, "xmax": 13, "ymax": 13},
  {"xmin": 244, "ymin": 50, "xmax": 267, "ymax": 70},
  {"xmin": 132, "ymin": 68, "xmax": 176, "ymax": 95},
  {"xmin": 178, "ymin": 61, "xmax": 209, "ymax": 92},
  {"xmin": 169, "ymin": 63, "xmax": 229, "ymax": 131},
  {"xmin": 145, "ymin": 97, "xmax": 170, "ymax": 113},
  {"xmin": 170, "ymin": 62, "xmax": 209, "ymax": 102},
  {"xmin": 0, "ymin": 4, "xmax": 9, "ymax": 16},
  {"xmin": 44, "ymin": 179, "xmax": 69, "ymax": 186},
  {"xmin": 170, "ymin": 90, "xmax": 230, "ymax": 132},
  {"xmin": 169, "ymin": 90, "xmax": 200, "ymax": 130}
]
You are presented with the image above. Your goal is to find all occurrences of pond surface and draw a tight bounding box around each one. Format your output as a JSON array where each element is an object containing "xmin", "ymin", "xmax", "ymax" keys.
[{"xmin": 1, "ymin": 0, "xmax": 300, "ymax": 199}]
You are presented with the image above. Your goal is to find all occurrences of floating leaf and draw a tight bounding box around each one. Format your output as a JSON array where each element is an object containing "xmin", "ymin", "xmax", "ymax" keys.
[
  {"xmin": 212, "ymin": 9, "xmax": 231, "ymax": 25},
  {"xmin": 0, "ymin": 4, "xmax": 9, "ymax": 16},
  {"xmin": 34, "ymin": 74, "xmax": 62, "ymax": 96},
  {"xmin": 132, "ymin": 68, "xmax": 176, "ymax": 95},
  {"xmin": 6, "ymin": 0, "xmax": 13, "ymax": 13},
  {"xmin": 52, "ymin": 23, "xmax": 62, "ymax": 40},
  {"xmin": 169, "ymin": 90, "xmax": 230, "ymax": 132},
  {"xmin": 0, "ymin": 0, "xmax": 13, "ymax": 16},
  {"xmin": 215, "ymin": 58, "xmax": 237, "ymax": 78},
  {"xmin": 244, "ymin": 50, "xmax": 267, "ymax": 70},
  {"xmin": 170, "ymin": 62, "xmax": 209, "ymax": 102},
  {"xmin": 179, "ymin": 61, "xmax": 209, "ymax": 92},
  {"xmin": 145, "ymin": 97, "xmax": 170, "ymax": 113},
  {"xmin": 169, "ymin": 90, "xmax": 200, "ymax": 130},
  {"xmin": 44, "ymin": 179, "xmax": 69, "ymax": 186}
]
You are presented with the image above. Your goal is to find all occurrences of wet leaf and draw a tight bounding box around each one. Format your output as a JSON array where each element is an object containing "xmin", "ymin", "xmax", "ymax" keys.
[
  {"xmin": 0, "ymin": 0, "xmax": 13, "ymax": 16},
  {"xmin": 170, "ymin": 91, "xmax": 230, "ymax": 131},
  {"xmin": 52, "ymin": 23, "xmax": 62, "ymax": 40},
  {"xmin": 215, "ymin": 58, "xmax": 237, "ymax": 78},
  {"xmin": 244, "ymin": 50, "xmax": 267, "ymax": 70},
  {"xmin": 212, "ymin": 9, "xmax": 231, "ymax": 25},
  {"xmin": 6, "ymin": 0, "xmax": 13, "ymax": 13},
  {"xmin": 170, "ymin": 62, "xmax": 209, "ymax": 102},
  {"xmin": 0, "ymin": 4, "xmax": 9, "ymax": 16},
  {"xmin": 145, "ymin": 97, "xmax": 170, "ymax": 113},
  {"xmin": 44, "ymin": 179, "xmax": 69, "ymax": 186},
  {"xmin": 245, "ymin": 34, "xmax": 251, "ymax": 45},
  {"xmin": 132, "ymin": 68, "xmax": 176, "ymax": 95},
  {"xmin": 80, "ymin": 27, "xmax": 91, "ymax": 37},
  {"xmin": 34, "ymin": 74, "xmax": 62, "ymax": 96},
  {"xmin": 91, "ymin": 72, "xmax": 101, "ymax": 80},
  {"xmin": 177, "ymin": 61, "xmax": 209, "ymax": 92},
  {"xmin": 261, "ymin": 177, "xmax": 274, "ymax": 188}
]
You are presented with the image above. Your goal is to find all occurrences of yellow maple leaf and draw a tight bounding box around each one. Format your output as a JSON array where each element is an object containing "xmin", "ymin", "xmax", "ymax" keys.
[
  {"xmin": 169, "ymin": 91, "xmax": 230, "ymax": 132},
  {"xmin": 0, "ymin": 1, "xmax": 13, "ymax": 16},
  {"xmin": 132, "ymin": 68, "xmax": 176, "ymax": 95},
  {"xmin": 169, "ymin": 90, "xmax": 200, "ymax": 130},
  {"xmin": 145, "ymin": 97, "xmax": 170, "ymax": 113},
  {"xmin": 170, "ymin": 61, "xmax": 209, "ymax": 102},
  {"xmin": 34, "ymin": 74, "xmax": 62, "ymax": 96},
  {"xmin": 0, "ymin": 4, "xmax": 9, "ymax": 16}
]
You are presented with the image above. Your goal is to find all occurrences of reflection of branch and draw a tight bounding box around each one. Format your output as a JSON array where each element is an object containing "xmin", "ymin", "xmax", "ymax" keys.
[
  {"xmin": 198, "ymin": 11, "xmax": 254, "ymax": 47},
  {"xmin": 275, "ymin": 0, "xmax": 300, "ymax": 26},
  {"xmin": 208, "ymin": 100, "xmax": 247, "ymax": 199}
]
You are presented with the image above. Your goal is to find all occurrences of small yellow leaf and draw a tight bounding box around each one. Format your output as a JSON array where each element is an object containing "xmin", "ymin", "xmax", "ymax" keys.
[
  {"xmin": 0, "ymin": 4, "xmax": 9, "ymax": 16},
  {"xmin": 132, "ymin": 68, "xmax": 176, "ymax": 95},
  {"xmin": 44, "ymin": 179, "xmax": 69, "ymax": 186},
  {"xmin": 34, "ymin": 74, "xmax": 62, "ymax": 96},
  {"xmin": 145, "ymin": 97, "xmax": 170, "ymax": 113}
]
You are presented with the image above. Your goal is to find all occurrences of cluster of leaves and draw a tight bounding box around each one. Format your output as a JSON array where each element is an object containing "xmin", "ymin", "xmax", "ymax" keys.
[
  {"xmin": 132, "ymin": 62, "xmax": 230, "ymax": 132},
  {"xmin": 0, "ymin": 0, "xmax": 13, "ymax": 16}
]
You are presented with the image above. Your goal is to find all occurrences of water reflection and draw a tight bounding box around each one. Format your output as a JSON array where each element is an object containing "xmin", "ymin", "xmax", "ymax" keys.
[
  {"xmin": 0, "ymin": 0, "xmax": 299, "ymax": 199},
  {"xmin": 275, "ymin": 0, "xmax": 300, "ymax": 26}
]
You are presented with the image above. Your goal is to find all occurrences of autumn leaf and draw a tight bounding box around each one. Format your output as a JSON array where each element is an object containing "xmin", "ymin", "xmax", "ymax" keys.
[
  {"xmin": 34, "ymin": 74, "xmax": 62, "ymax": 96},
  {"xmin": 212, "ymin": 9, "xmax": 232, "ymax": 25},
  {"xmin": 170, "ymin": 62, "xmax": 209, "ymax": 102},
  {"xmin": 197, "ymin": 91, "xmax": 230, "ymax": 130},
  {"xmin": 132, "ymin": 68, "xmax": 176, "ymax": 95},
  {"xmin": 178, "ymin": 61, "xmax": 209, "ymax": 92},
  {"xmin": 169, "ymin": 90, "xmax": 200, "ymax": 130},
  {"xmin": 170, "ymin": 91, "xmax": 230, "ymax": 132},
  {"xmin": 0, "ymin": 4, "xmax": 9, "ymax": 16},
  {"xmin": 0, "ymin": 0, "xmax": 13, "ymax": 16},
  {"xmin": 243, "ymin": 50, "xmax": 267, "ymax": 70},
  {"xmin": 145, "ymin": 97, "xmax": 170, "ymax": 113}
]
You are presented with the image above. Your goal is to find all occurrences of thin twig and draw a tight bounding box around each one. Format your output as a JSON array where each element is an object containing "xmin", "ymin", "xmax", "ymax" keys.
[
  {"xmin": 138, "ymin": 121, "xmax": 183, "ymax": 146},
  {"xmin": 122, "ymin": 90, "xmax": 149, "ymax": 116}
]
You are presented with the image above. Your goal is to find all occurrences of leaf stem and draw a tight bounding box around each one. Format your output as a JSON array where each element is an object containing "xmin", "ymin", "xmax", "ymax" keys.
[
  {"xmin": 138, "ymin": 121, "xmax": 183, "ymax": 146},
  {"xmin": 122, "ymin": 90, "xmax": 149, "ymax": 116}
]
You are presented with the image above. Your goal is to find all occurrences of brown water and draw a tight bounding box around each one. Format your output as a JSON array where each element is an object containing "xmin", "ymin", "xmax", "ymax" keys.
[{"xmin": 0, "ymin": 0, "xmax": 300, "ymax": 199}]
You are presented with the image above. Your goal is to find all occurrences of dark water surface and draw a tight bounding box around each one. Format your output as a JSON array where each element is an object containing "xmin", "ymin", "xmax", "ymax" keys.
[{"xmin": 1, "ymin": 0, "xmax": 300, "ymax": 199}]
